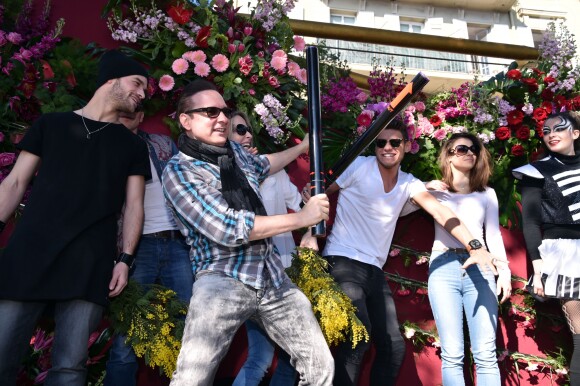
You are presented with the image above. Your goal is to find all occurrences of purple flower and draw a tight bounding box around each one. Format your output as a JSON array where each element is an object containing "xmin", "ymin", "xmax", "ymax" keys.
[{"xmin": 7, "ymin": 32, "xmax": 23, "ymax": 45}]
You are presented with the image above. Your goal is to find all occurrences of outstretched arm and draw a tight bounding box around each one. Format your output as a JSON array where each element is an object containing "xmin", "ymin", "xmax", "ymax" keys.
[
  {"xmin": 412, "ymin": 191, "xmax": 498, "ymax": 275},
  {"xmin": 265, "ymin": 136, "xmax": 309, "ymax": 175}
]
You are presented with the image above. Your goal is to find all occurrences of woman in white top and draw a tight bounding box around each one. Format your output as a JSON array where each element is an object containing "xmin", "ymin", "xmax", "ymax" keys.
[
  {"xmin": 426, "ymin": 132, "xmax": 511, "ymax": 386},
  {"xmin": 229, "ymin": 110, "xmax": 299, "ymax": 386}
]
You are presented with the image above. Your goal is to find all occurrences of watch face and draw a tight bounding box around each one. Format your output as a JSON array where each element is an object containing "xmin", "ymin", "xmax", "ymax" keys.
[{"xmin": 469, "ymin": 239, "xmax": 483, "ymax": 249}]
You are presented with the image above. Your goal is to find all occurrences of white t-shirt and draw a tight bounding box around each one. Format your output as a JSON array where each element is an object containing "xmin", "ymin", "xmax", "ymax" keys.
[
  {"xmin": 143, "ymin": 158, "xmax": 178, "ymax": 234},
  {"xmin": 323, "ymin": 156, "xmax": 426, "ymax": 269},
  {"xmin": 260, "ymin": 170, "xmax": 302, "ymax": 268},
  {"xmin": 430, "ymin": 187, "xmax": 508, "ymax": 262}
]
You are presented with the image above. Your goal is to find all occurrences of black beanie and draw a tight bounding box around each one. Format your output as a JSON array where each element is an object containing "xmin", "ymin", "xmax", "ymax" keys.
[{"xmin": 96, "ymin": 50, "xmax": 148, "ymax": 89}]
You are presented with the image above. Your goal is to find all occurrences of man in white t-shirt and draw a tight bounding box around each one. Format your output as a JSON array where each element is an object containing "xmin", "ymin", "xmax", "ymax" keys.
[
  {"xmin": 322, "ymin": 121, "xmax": 498, "ymax": 386},
  {"xmin": 104, "ymin": 107, "xmax": 194, "ymax": 386}
]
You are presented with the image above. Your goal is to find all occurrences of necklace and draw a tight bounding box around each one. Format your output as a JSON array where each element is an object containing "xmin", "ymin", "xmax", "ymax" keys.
[{"xmin": 80, "ymin": 109, "xmax": 112, "ymax": 139}]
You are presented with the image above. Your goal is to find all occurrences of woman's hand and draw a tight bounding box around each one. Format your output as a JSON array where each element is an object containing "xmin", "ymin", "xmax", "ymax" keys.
[
  {"xmin": 532, "ymin": 272, "xmax": 545, "ymax": 297},
  {"xmin": 425, "ymin": 180, "xmax": 449, "ymax": 191},
  {"xmin": 462, "ymin": 249, "xmax": 498, "ymax": 275},
  {"xmin": 496, "ymin": 275, "xmax": 512, "ymax": 304}
]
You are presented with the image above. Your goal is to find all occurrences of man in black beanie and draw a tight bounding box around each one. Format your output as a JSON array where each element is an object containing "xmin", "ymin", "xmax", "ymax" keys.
[{"xmin": 0, "ymin": 50, "xmax": 151, "ymax": 386}]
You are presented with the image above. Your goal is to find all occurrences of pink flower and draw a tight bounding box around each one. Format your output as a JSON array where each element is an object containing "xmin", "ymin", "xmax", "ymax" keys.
[
  {"xmin": 158, "ymin": 75, "xmax": 175, "ymax": 91},
  {"xmin": 7, "ymin": 32, "xmax": 23, "ymax": 45},
  {"xmin": 432, "ymin": 128, "xmax": 447, "ymax": 141},
  {"xmin": 248, "ymin": 89, "xmax": 256, "ymax": 96},
  {"xmin": 410, "ymin": 141, "xmax": 420, "ymax": 154},
  {"xmin": 498, "ymin": 350, "xmax": 509, "ymax": 362},
  {"xmin": 414, "ymin": 101, "xmax": 426, "ymax": 112},
  {"xmin": 249, "ymin": 75, "xmax": 258, "ymax": 84},
  {"xmin": 238, "ymin": 55, "xmax": 254, "ymax": 76},
  {"xmin": 268, "ymin": 75, "xmax": 280, "ymax": 88},
  {"xmin": 357, "ymin": 110, "xmax": 374, "ymax": 127},
  {"xmin": 244, "ymin": 26, "xmax": 253, "ymax": 36},
  {"xmin": 270, "ymin": 50, "xmax": 288, "ymax": 71},
  {"xmin": 293, "ymin": 35, "xmax": 306, "ymax": 51},
  {"xmin": 211, "ymin": 54, "xmax": 229, "ymax": 72},
  {"xmin": 189, "ymin": 50, "xmax": 207, "ymax": 64},
  {"xmin": 34, "ymin": 370, "xmax": 48, "ymax": 384},
  {"xmin": 182, "ymin": 51, "xmax": 199, "ymax": 63},
  {"xmin": 228, "ymin": 44, "xmax": 236, "ymax": 54},
  {"xmin": 356, "ymin": 126, "xmax": 366, "ymax": 135},
  {"xmin": 389, "ymin": 248, "xmax": 401, "ymax": 257},
  {"xmin": 171, "ymin": 58, "xmax": 189, "ymax": 75},
  {"xmin": 0, "ymin": 153, "xmax": 16, "ymax": 167},
  {"xmin": 194, "ymin": 62, "xmax": 210, "ymax": 77},
  {"xmin": 296, "ymin": 68, "xmax": 307, "ymax": 85},
  {"xmin": 415, "ymin": 255, "xmax": 429, "ymax": 265},
  {"xmin": 237, "ymin": 43, "xmax": 245, "ymax": 52},
  {"xmin": 356, "ymin": 92, "xmax": 368, "ymax": 103},
  {"xmin": 287, "ymin": 62, "xmax": 300, "ymax": 77}
]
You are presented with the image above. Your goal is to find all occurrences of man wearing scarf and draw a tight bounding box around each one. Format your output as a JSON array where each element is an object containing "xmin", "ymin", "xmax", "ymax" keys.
[{"xmin": 162, "ymin": 80, "xmax": 334, "ymax": 385}]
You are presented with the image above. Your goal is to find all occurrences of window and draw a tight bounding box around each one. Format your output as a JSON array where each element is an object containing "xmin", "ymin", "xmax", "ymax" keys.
[
  {"xmin": 330, "ymin": 14, "xmax": 355, "ymax": 25},
  {"xmin": 400, "ymin": 22, "xmax": 422, "ymax": 33}
]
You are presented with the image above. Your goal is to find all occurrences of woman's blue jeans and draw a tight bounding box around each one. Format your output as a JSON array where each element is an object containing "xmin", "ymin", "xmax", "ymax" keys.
[
  {"xmin": 233, "ymin": 319, "xmax": 297, "ymax": 386},
  {"xmin": 428, "ymin": 251, "xmax": 500, "ymax": 386}
]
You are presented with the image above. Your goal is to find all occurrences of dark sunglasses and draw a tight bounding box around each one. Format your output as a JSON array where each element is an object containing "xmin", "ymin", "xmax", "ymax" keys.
[
  {"xmin": 184, "ymin": 107, "xmax": 234, "ymax": 119},
  {"xmin": 451, "ymin": 144, "xmax": 479, "ymax": 156},
  {"xmin": 235, "ymin": 124, "xmax": 251, "ymax": 136},
  {"xmin": 375, "ymin": 138, "xmax": 403, "ymax": 148}
]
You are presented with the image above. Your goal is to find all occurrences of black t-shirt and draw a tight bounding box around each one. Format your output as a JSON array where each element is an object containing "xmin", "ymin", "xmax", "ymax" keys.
[{"xmin": 0, "ymin": 112, "xmax": 151, "ymax": 306}]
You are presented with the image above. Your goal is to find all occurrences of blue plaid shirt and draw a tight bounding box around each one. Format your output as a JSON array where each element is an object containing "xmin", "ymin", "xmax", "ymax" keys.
[{"xmin": 162, "ymin": 140, "xmax": 288, "ymax": 289}]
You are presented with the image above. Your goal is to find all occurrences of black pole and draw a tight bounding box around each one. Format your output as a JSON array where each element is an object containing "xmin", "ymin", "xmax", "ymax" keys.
[
  {"xmin": 327, "ymin": 72, "xmax": 430, "ymax": 183},
  {"xmin": 306, "ymin": 46, "xmax": 326, "ymax": 237}
]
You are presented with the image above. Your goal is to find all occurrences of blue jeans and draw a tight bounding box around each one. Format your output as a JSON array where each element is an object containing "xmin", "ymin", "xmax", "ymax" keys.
[
  {"xmin": 326, "ymin": 255, "xmax": 405, "ymax": 386},
  {"xmin": 104, "ymin": 235, "xmax": 193, "ymax": 386},
  {"xmin": 0, "ymin": 299, "xmax": 103, "ymax": 386},
  {"xmin": 233, "ymin": 320, "xmax": 297, "ymax": 386},
  {"xmin": 169, "ymin": 271, "xmax": 333, "ymax": 386},
  {"xmin": 428, "ymin": 251, "xmax": 500, "ymax": 386}
]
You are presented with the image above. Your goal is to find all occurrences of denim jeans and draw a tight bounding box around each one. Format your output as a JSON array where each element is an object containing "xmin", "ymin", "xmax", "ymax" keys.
[
  {"xmin": 104, "ymin": 235, "xmax": 193, "ymax": 386},
  {"xmin": 0, "ymin": 299, "xmax": 103, "ymax": 386},
  {"xmin": 428, "ymin": 251, "xmax": 500, "ymax": 386},
  {"xmin": 233, "ymin": 319, "xmax": 297, "ymax": 386},
  {"xmin": 169, "ymin": 271, "xmax": 333, "ymax": 386},
  {"xmin": 326, "ymin": 255, "xmax": 405, "ymax": 386}
]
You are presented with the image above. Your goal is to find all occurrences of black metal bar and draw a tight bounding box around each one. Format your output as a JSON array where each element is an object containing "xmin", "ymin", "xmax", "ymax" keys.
[
  {"xmin": 327, "ymin": 72, "xmax": 430, "ymax": 183},
  {"xmin": 306, "ymin": 46, "xmax": 326, "ymax": 237}
]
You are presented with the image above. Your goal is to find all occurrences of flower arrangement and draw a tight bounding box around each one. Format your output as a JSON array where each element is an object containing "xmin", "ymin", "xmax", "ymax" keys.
[
  {"xmin": 104, "ymin": 0, "xmax": 309, "ymax": 151},
  {"xmin": 17, "ymin": 325, "xmax": 112, "ymax": 385},
  {"xmin": 286, "ymin": 247, "xmax": 369, "ymax": 348},
  {"xmin": 107, "ymin": 280, "xmax": 187, "ymax": 378},
  {"xmin": 0, "ymin": 0, "xmax": 99, "ymax": 202}
]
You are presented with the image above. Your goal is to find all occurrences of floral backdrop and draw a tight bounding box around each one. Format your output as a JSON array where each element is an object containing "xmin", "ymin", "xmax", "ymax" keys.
[{"xmin": 1, "ymin": 0, "xmax": 578, "ymax": 384}]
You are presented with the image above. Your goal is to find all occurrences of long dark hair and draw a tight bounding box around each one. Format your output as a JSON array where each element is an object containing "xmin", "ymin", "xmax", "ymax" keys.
[{"xmin": 438, "ymin": 132, "xmax": 492, "ymax": 192}]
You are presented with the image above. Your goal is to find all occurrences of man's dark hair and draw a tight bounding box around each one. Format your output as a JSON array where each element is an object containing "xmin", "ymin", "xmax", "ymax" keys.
[
  {"xmin": 176, "ymin": 79, "xmax": 219, "ymax": 119},
  {"xmin": 385, "ymin": 118, "xmax": 409, "ymax": 141}
]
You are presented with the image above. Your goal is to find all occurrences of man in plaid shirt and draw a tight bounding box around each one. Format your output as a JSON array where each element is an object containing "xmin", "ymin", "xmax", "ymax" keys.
[{"xmin": 162, "ymin": 79, "xmax": 334, "ymax": 385}]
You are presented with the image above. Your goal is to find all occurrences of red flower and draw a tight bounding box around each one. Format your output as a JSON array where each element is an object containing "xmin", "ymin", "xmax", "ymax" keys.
[
  {"xmin": 532, "ymin": 68, "xmax": 545, "ymax": 76},
  {"xmin": 506, "ymin": 110, "xmax": 524, "ymax": 126},
  {"xmin": 357, "ymin": 110, "xmax": 374, "ymax": 127},
  {"xmin": 543, "ymin": 76, "xmax": 556, "ymax": 85},
  {"xmin": 533, "ymin": 107, "xmax": 548, "ymax": 121},
  {"xmin": 429, "ymin": 115, "xmax": 442, "ymax": 127},
  {"xmin": 396, "ymin": 288, "xmax": 411, "ymax": 297},
  {"xmin": 506, "ymin": 69, "xmax": 522, "ymax": 80},
  {"xmin": 516, "ymin": 125, "xmax": 530, "ymax": 140},
  {"xmin": 41, "ymin": 60, "xmax": 54, "ymax": 79},
  {"xmin": 541, "ymin": 88, "xmax": 554, "ymax": 101},
  {"xmin": 195, "ymin": 26, "xmax": 212, "ymax": 48},
  {"xmin": 511, "ymin": 144, "xmax": 525, "ymax": 157},
  {"xmin": 536, "ymin": 121, "xmax": 545, "ymax": 137},
  {"xmin": 521, "ymin": 77, "xmax": 539, "ymax": 92},
  {"xmin": 554, "ymin": 95, "xmax": 571, "ymax": 110},
  {"xmin": 573, "ymin": 96, "xmax": 580, "ymax": 109},
  {"xmin": 167, "ymin": 5, "xmax": 194, "ymax": 25},
  {"xmin": 495, "ymin": 126, "xmax": 511, "ymax": 140},
  {"xmin": 541, "ymin": 101, "xmax": 553, "ymax": 114}
]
